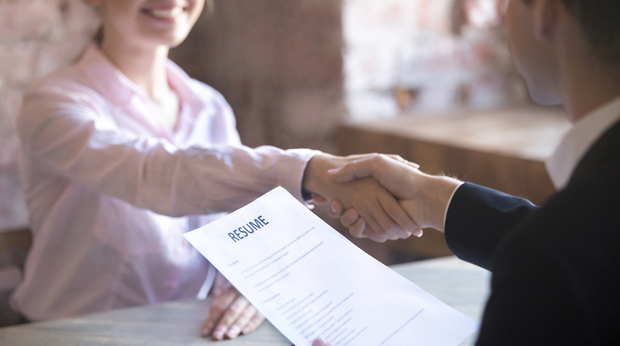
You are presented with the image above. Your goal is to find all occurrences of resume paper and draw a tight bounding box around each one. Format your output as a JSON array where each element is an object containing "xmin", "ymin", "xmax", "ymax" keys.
[{"xmin": 185, "ymin": 187, "xmax": 479, "ymax": 346}]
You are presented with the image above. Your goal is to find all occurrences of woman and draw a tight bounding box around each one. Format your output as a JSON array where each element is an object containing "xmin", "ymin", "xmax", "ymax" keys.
[{"xmin": 12, "ymin": 0, "xmax": 418, "ymax": 340}]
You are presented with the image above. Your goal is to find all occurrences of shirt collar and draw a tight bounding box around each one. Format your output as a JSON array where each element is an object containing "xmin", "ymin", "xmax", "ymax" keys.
[
  {"xmin": 546, "ymin": 95, "xmax": 620, "ymax": 190},
  {"xmin": 76, "ymin": 45, "xmax": 201, "ymax": 112}
]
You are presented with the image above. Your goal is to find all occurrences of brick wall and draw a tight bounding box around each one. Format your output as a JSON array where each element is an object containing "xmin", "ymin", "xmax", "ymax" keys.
[
  {"xmin": 170, "ymin": 0, "xmax": 345, "ymax": 152},
  {"xmin": 0, "ymin": 0, "xmax": 100, "ymax": 230}
]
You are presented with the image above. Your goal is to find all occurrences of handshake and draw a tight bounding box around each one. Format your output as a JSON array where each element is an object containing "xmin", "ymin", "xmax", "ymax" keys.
[{"xmin": 302, "ymin": 153, "xmax": 463, "ymax": 242}]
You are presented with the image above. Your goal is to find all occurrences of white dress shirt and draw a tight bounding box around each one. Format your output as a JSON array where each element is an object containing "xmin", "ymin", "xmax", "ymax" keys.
[
  {"xmin": 546, "ymin": 96, "xmax": 620, "ymax": 190},
  {"xmin": 12, "ymin": 46, "xmax": 318, "ymax": 321}
]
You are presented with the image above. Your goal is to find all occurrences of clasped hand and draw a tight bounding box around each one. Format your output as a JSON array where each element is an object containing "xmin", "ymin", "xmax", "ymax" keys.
[
  {"xmin": 303, "ymin": 153, "xmax": 423, "ymax": 242},
  {"xmin": 308, "ymin": 153, "xmax": 462, "ymax": 240}
]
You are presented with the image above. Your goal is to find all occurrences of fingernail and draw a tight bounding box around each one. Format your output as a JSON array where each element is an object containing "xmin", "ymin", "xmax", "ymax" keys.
[
  {"xmin": 227, "ymin": 327, "xmax": 240, "ymax": 339},
  {"xmin": 313, "ymin": 338, "xmax": 327, "ymax": 346},
  {"xmin": 329, "ymin": 204, "xmax": 336, "ymax": 213},
  {"xmin": 201, "ymin": 327, "xmax": 211, "ymax": 336},
  {"xmin": 242, "ymin": 326, "xmax": 251, "ymax": 334},
  {"xmin": 213, "ymin": 329, "xmax": 225, "ymax": 340},
  {"xmin": 413, "ymin": 228, "xmax": 423, "ymax": 237}
]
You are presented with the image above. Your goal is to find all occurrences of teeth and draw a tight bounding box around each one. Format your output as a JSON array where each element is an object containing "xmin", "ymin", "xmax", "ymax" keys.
[{"xmin": 149, "ymin": 7, "xmax": 183, "ymax": 19}]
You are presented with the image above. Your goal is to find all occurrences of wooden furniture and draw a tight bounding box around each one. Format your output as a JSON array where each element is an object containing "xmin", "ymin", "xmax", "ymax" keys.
[
  {"xmin": 0, "ymin": 228, "xmax": 31, "ymax": 327},
  {"xmin": 336, "ymin": 107, "xmax": 571, "ymax": 260},
  {"xmin": 0, "ymin": 256, "xmax": 490, "ymax": 346}
]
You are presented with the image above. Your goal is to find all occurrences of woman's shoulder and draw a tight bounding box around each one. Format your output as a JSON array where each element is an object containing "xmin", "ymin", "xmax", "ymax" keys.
[
  {"xmin": 21, "ymin": 55, "xmax": 113, "ymax": 123},
  {"xmin": 26, "ymin": 62, "xmax": 97, "ymax": 98},
  {"xmin": 18, "ymin": 60, "xmax": 111, "ymax": 135}
]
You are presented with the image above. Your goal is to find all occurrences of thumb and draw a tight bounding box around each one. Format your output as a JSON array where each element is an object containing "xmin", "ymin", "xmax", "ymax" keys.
[
  {"xmin": 327, "ymin": 158, "xmax": 375, "ymax": 183},
  {"xmin": 313, "ymin": 338, "xmax": 331, "ymax": 346}
]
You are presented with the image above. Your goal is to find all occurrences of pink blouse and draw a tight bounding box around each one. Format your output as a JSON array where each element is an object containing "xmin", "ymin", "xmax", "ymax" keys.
[{"xmin": 12, "ymin": 46, "xmax": 317, "ymax": 321}]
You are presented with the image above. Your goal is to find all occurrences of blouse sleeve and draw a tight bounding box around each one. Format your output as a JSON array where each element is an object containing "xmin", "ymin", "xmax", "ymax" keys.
[{"xmin": 17, "ymin": 87, "xmax": 319, "ymax": 217}]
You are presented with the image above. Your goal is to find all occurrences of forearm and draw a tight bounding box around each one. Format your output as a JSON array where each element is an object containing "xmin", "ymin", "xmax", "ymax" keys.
[
  {"xmin": 408, "ymin": 173, "xmax": 462, "ymax": 232},
  {"xmin": 21, "ymin": 101, "xmax": 317, "ymax": 216},
  {"xmin": 390, "ymin": 170, "xmax": 462, "ymax": 232},
  {"xmin": 161, "ymin": 144, "xmax": 317, "ymax": 215},
  {"xmin": 444, "ymin": 183, "xmax": 539, "ymax": 269}
]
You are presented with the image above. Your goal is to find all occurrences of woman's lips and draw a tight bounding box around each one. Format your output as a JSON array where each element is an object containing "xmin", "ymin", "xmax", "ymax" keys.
[{"xmin": 141, "ymin": 6, "xmax": 186, "ymax": 20}]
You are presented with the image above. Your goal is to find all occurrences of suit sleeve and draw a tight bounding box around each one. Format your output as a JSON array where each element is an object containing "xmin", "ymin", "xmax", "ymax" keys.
[
  {"xmin": 475, "ymin": 229, "xmax": 594, "ymax": 345},
  {"xmin": 444, "ymin": 182, "xmax": 540, "ymax": 270}
]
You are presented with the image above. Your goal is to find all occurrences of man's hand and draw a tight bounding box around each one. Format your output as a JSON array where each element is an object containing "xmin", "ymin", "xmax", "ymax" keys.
[
  {"xmin": 201, "ymin": 286, "xmax": 265, "ymax": 340},
  {"xmin": 327, "ymin": 154, "xmax": 462, "ymax": 236},
  {"xmin": 303, "ymin": 153, "xmax": 421, "ymax": 242}
]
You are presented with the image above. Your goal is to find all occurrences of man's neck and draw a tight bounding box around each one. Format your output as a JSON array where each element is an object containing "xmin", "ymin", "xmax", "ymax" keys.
[{"xmin": 559, "ymin": 52, "xmax": 620, "ymax": 123}]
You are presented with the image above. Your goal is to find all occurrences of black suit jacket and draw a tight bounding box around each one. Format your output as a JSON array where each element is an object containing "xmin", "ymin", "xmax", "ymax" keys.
[{"xmin": 445, "ymin": 119, "xmax": 620, "ymax": 345}]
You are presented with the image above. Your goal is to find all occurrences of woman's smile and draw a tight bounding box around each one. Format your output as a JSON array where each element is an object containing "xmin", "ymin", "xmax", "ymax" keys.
[{"xmin": 140, "ymin": 2, "xmax": 189, "ymax": 21}]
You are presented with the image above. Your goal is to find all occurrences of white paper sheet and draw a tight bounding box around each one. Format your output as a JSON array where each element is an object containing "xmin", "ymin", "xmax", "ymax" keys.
[{"xmin": 185, "ymin": 187, "xmax": 479, "ymax": 346}]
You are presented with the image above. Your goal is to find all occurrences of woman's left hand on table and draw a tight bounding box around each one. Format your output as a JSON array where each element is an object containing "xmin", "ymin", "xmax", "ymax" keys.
[{"xmin": 201, "ymin": 285, "xmax": 265, "ymax": 340}]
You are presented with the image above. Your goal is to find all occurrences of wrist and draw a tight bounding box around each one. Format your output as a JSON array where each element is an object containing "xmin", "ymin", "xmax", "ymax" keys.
[
  {"xmin": 302, "ymin": 153, "xmax": 336, "ymax": 198},
  {"xmin": 419, "ymin": 174, "xmax": 462, "ymax": 232}
]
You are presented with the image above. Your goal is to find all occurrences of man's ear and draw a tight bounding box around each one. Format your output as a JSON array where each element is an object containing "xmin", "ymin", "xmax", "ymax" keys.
[{"xmin": 531, "ymin": 0, "xmax": 565, "ymax": 41}]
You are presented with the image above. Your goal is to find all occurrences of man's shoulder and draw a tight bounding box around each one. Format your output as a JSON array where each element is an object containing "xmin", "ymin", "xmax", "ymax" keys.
[
  {"xmin": 494, "ymin": 158, "xmax": 620, "ymax": 285},
  {"xmin": 503, "ymin": 162, "xmax": 620, "ymax": 253}
]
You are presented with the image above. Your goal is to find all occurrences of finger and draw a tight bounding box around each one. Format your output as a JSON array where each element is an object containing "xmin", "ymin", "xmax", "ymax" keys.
[
  {"xmin": 404, "ymin": 161, "xmax": 421, "ymax": 169},
  {"xmin": 385, "ymin": 154, "xmax": 420, "ymax": 169},
  {"xmin": 363, "ymin": 199, "xmax": 401, "ymax": 241},
  {"xmin": 327, "ymin": 200, "xmax": 345, "ymax": 218},
  {"xmin": 363, "ymin": 227, "xmax": 388, "ymax": 243},
  {"xmin": 385, "ymin": 154, "xmax": 407, "ymax": 163},
  {"xmin": 241, "ymin": 311, "xmax": 265, "ymax": 335},
  {"xmin": 225, "ymin": 304, "xmax": 258, "ymax": 339},
  {"xmin": 377, "ymin": 193, "xmax": 420, "ymax": 239},
  {"xmin": 357, "ymin": 206, "xmax": 397, "ymax": 241},
  {"xmin": 344, "ymin": 153, "xmax": 380, "ymax": 160},
  {"xmin": 348, "ymin": 217, "xmax": 366, "ymax": 238},
  {"xmin": 340, "ymin": 208, "xmax": 359, "ymax": 228},
  {"xmin": 213, "ymin": 296, "xmax": 250, "ymax": 340},
  {"xmin": 312, "ymin": 194, "xmax": 328, "ymax": 204},
  {"xmin": 202, "ymin": 287, "xmax": 238, "ymax": 336},
  {"xmin": 327, "ymin": 157, "xmax": 377, "ymax": 183}
]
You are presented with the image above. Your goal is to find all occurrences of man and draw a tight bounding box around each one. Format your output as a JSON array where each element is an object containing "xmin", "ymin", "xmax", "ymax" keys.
[{"xmin": 316, "ymin": 0, "xmax": 620, "ymax": 344}]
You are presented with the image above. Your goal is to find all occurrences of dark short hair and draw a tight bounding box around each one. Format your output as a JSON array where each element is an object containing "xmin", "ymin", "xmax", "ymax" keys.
[{"xmin": 524, "ymin": 0, "xmax": 620, "ymax": 65}]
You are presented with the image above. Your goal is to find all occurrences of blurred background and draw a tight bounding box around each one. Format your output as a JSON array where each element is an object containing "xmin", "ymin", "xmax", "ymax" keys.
[{"xmin": 0, "ymin": 0, "xmax": 549, "ymax": 264}]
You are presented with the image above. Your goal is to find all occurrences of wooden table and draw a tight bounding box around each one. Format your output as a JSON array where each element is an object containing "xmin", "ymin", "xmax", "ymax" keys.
[
  {"xmin": 337, "ymin": 107, "xmax": 571, "ymax": 261},
  {"xmin": 0, "ymin": 257, "xmax": 490, "ymax": 346}
]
